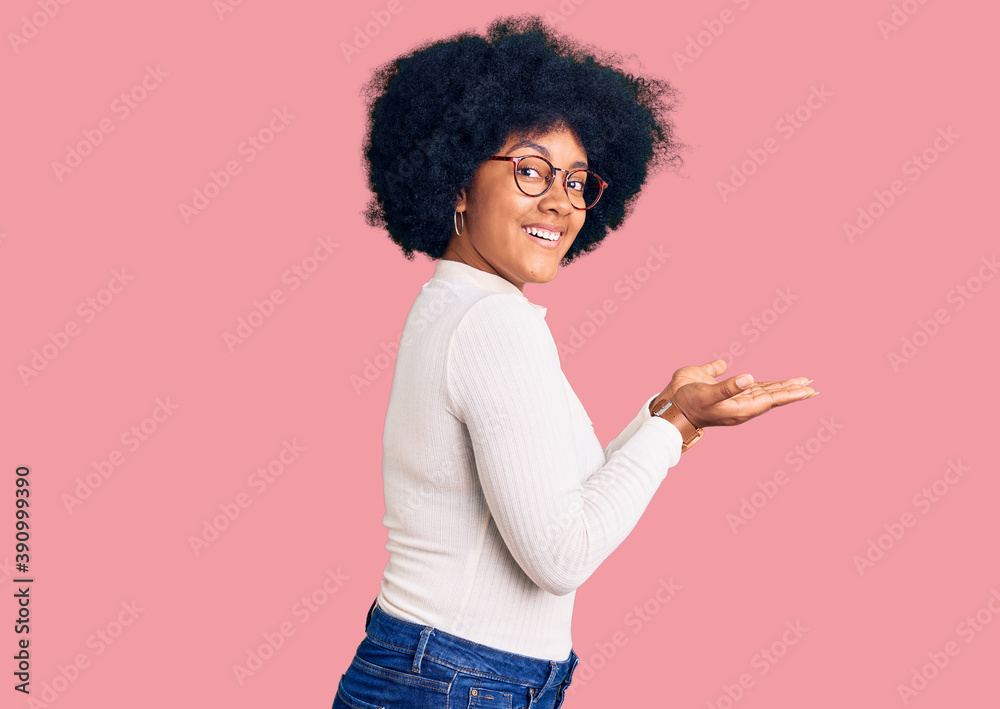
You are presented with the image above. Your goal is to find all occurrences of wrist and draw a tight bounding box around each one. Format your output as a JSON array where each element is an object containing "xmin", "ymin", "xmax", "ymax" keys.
[
  {"xmin": 649, "ymin": 388, "xmax": 675, "ymax": 415},
  {"xmin": 649, "ymin": 397, "xmax": 704, "ymax": 452}
]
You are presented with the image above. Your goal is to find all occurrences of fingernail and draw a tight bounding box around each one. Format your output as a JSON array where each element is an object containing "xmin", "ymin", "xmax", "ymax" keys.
[
  {"xmin": 804, "ymin": 379, "xmax": 814, "ymax": 385},
  {"xmin": 737, "ymin": 374, "xmax": 753, "ymax": 388}
]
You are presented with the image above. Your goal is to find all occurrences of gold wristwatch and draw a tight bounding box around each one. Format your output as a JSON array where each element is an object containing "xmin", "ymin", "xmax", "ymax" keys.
[{"xmin": 649, "ymin": 398, "xmax": 704, "ymax": 452}]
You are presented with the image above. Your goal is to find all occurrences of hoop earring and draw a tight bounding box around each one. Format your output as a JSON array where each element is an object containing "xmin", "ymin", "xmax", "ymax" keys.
[{"xmin": 453, "ymin": 209, "xmax": 465, "ymax": 236}]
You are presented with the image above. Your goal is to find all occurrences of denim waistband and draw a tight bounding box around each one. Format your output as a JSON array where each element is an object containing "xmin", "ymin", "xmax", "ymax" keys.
[{"xmin": 364, "ymin": 599, "xmax": 578, "ymax": 692}]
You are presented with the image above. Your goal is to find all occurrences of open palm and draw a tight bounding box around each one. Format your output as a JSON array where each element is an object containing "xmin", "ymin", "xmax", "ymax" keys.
[{"xmin": 658, "ymin": 359, "xmax": 818, "ymax": 428}]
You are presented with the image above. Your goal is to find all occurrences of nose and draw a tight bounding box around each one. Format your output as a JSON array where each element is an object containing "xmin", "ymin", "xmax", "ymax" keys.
[{"xmin": 538, "ymin": 169, "xmax": 574, "ymax": 213}]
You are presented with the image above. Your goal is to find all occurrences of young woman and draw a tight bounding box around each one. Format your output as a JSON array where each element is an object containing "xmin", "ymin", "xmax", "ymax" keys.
[{"xmin": 333, "ymin": 16, "xmax": 817, "ymax": 709}]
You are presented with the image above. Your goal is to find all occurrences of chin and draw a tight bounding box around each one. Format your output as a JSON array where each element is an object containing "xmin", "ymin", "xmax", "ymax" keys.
[{"xmin": 527, "ymin": 265, "xmax": 559, "ymax": 284}]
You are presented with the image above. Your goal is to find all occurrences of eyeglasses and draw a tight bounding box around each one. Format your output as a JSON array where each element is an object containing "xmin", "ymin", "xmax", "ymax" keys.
[{"xmin": 488, "ymin": 155, "xmax": 608, "ymax": 210}]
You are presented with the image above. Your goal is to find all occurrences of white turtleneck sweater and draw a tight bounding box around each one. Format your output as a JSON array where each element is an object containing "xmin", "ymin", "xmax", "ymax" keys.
[{"xmin": 376, "ymin": 258, "xmax": 683, "ymax": 661}]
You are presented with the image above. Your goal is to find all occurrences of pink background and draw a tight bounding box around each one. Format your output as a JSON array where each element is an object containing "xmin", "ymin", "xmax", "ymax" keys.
[{"xmin": 3, "ymin": 0, "xmax": 998, "ymax": 707}]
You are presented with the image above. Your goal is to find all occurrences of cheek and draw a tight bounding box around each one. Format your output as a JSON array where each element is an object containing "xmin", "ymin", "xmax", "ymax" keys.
[{"xmin": 471, "ymin": 180, "xmax": 519, "ymax": 221}]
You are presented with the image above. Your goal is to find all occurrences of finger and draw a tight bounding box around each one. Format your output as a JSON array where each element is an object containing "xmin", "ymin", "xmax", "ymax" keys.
[
  {"xmin": 768, "ymin": 380, "xmax": 817, "ymax": 398},
  {"xmin": 762, "ymin": 379, "xmax": 812, "ymax": 392},
  {"xmin": 765, "ymin": 388, "xmax": 818, "ymax": 407},
  {"xmin": 729, "ymin": 382, "xmax": 785, "ymax": 398},
  {"xmin": 736, "ymin": 382, "xmax": 816, "ymax": 399},
  {"xmin": 707, "ymin": 373, "xmax": 754, "ymax": 403},
  {"xmin": 742, "ymin": 378, "xmax": 813, "ymax": 394},
  {"xmin": 701, "ymin": 359, "xmax": 728, "ymax": 377},
  {"xmin": 779, "ymin": 377, "xmax": 813, "ymax": 388},
  {"xmin": 743, "ymin": 377, "xmax": 811, "ymax": 390}
]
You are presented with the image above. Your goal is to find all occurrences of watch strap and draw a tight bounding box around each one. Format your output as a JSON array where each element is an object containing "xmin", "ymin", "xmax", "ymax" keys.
[{"xmin": 650, "ymin": 398, "xmax": 704, "ymax": 452}]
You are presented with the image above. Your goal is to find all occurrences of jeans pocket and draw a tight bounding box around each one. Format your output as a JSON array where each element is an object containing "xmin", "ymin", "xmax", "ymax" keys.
[
  {"xmin": 334, "ymin": 674, "xmax": 386, "ymax": 709},
  {"xmin": 551, "ymin": 684, "xmax": 568, "ymax": 709},
  {"xmin": 347, "ymin": 654, "xmax": 451, "ymax": 708}
]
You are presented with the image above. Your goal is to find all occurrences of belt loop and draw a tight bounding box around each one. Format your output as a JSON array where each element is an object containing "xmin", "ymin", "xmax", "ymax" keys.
[
  {"xmin": 365, "ymin": 597, "xmax": 378, "ymax": 632},
  {"xmin": 412, "ymin": 627, "xmax": 434, "ymax": 673},
  {"xmin": 565, "ymin": 650, "xmax": 579, "ymax": 684},
  {"xmin": 552, "ymin": 651, "xmax": 580, "ymax": 709}
]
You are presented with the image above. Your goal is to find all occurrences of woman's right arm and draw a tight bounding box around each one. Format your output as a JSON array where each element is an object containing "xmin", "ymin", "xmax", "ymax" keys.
[
  {"xmin": 446, "ymin": 293, "xmax": 684, "ymax": 597},
  {"xmin": 602, "ymin": 393, "xmax": 661, "ymax": 461}
]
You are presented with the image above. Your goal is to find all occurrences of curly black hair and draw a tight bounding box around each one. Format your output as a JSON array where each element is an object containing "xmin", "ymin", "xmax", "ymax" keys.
[{"xmin": 360, "ymin": 14, "xmax": 685, "ymax": 265}]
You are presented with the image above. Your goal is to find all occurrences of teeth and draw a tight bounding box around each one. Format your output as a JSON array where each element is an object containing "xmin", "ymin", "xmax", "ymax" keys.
[{"xmin": 523, "ymin": 226, "xmax": 560, "ymax": 241}]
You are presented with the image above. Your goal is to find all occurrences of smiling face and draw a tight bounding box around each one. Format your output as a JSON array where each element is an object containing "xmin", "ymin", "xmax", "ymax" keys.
[{"xmin": 442, "ymin": 125, "xmax": 588, "ymax": 292}]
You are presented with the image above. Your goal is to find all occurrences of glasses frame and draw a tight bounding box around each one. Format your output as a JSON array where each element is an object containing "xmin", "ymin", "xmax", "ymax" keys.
[{"xmin": 488, "ymin": 155, "xmax": 608, "ymax": 211}]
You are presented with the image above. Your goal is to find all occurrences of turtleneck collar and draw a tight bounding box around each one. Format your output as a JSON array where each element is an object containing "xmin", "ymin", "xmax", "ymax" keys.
[{"xmin": 432, "ymin": 259, "xmax": 548, "ymax": 319}]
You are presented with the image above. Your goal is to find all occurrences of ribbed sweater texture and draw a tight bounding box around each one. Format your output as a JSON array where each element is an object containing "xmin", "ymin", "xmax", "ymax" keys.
[{"xmin": 376, "ymin": 258, "xmax": 683, "ymax": 660}]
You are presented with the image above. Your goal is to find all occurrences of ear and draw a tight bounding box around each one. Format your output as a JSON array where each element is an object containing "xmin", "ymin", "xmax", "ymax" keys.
[{"xmin": 454, "ymin": 188, "xmax": 467, "ymax": 212}]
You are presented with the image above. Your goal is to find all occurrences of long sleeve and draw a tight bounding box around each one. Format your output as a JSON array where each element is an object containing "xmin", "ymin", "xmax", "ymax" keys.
[
  {"xmin": 603, "ymin": 392, "xmax": 661, "ymax": 461},
  {"xmin": 446, "ymin": 294, "xmax": 683, "ymax": 597}
]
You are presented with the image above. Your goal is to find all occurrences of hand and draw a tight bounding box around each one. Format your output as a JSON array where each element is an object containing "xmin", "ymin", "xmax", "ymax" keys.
[
  {"xmin": 655, "ymin": 359, "xmax": 737, "ymax": 404},
  {"xmin": 655, "ymin": 359, "xmax": 818, "ymax": 429}
]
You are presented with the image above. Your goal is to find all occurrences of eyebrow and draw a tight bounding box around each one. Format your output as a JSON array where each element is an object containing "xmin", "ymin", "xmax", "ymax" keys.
[{"xmin": 506, "ymin": 140, "xmax": 588, "ymax": 169}]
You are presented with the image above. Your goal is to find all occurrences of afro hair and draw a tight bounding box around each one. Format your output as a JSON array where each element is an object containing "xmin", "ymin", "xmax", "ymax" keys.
[{"xmin": 360, "ymin": 14, "xmax": 685, "ymax": 265}]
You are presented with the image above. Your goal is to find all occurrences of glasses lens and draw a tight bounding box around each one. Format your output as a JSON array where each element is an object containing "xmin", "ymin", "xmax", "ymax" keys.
[
  {"xmin": 513, "ymin": 156, "xmax": 553, "ymax": 196},
  {"xmin": 567, "ymin": 170, "xmax": 604, "ymax": 209}
]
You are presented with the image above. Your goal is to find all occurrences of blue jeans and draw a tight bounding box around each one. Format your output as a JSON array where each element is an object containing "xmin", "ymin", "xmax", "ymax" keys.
[{"xmin": 333, "ymin": 599, "xmax": 580, "ymax": 709}]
